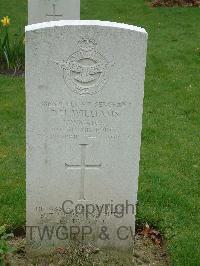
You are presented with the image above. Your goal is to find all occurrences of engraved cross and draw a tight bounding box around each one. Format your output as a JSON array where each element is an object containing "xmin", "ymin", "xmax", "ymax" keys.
[
  {"xmin": 46, "ymin": 2, "xmax": 63, "ymax": 19},
  {"xmin": 65, "ymin": 144, "xmax": 102, "ymax": 200}
]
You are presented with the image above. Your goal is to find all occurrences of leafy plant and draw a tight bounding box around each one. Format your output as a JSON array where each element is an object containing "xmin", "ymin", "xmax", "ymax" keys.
[
  {"xmin": 0, "ymin": 16, "xmax": 25, "ymax": 73},
  {"xmin": 0, "ymin": 225, "xmax": 16, "ymax": 265}
]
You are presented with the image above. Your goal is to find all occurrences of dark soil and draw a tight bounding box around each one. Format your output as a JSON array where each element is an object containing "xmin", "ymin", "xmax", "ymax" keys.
[
  {"xmin": 3, "ymin": 234, "xmax": 169, "ymax": 266},
  {"xmin": 0, "ymin": 64, "xmax": 24, "ymax": 77},
  {"xmin": 150, "ymin": 0, "xmax": 200, "ymax": 7}
]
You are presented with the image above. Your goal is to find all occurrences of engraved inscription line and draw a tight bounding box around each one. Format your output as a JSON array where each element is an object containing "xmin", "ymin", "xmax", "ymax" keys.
[{"xmin": 65, "ymin": 144, "xmax": 102, "ymax": 200}]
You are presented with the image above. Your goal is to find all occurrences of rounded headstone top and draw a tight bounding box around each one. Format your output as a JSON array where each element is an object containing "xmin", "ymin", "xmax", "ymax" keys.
[{"xmin": 25, "ymin": 20, "xmax": 147, "ymax": 36}]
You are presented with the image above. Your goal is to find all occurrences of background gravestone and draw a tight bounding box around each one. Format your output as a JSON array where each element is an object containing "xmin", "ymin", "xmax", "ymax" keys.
[
  {"xmin": 28, "ymin": 0, "xmax": 80, "ymax": 24},
  {"xmin": 26, "ymin": 20, "xmax": 147, "ymax": 253}
]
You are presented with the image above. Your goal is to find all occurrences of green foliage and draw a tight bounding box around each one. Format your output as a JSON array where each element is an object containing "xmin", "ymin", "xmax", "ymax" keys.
[
  {"xmin": 0, "ymin": 225, "xmax": 16, "ymax": 264},
  {"xmin": 0, "ymin": 18, "xmax": 24, "ymax": 72}
]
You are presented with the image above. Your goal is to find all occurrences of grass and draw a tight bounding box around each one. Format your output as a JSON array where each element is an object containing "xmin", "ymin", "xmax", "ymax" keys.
[
  {"xmin": 0, "ymin": 76, "xmax": 25, "ymax": 227},
  {"xmin": 0, "ymin": 0, "xmax": 200, "ymax": 265}
]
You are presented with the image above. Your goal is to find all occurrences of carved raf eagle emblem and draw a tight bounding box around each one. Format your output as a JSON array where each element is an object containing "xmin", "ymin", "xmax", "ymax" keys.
[{"xmin": 55, "ymin": 38, "xmax": 111, "ymax": 95}]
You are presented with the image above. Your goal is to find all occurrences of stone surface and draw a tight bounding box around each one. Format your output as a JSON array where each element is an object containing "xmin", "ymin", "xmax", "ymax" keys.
[
  {"xmin": 28, "ymin": 0, "xmax": 80, "ymax": 24},
  {"xmin": 25, "ymin": 20, "xmax": 147, "ymax": 253}
]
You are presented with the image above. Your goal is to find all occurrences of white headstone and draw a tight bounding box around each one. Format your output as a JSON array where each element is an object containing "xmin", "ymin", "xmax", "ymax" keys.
[
  {"xmin": 28, "ymin": 0, "xmax": 80, "ymax": 24},
  {"xmin": 26, "ymin": 20, "xmax": 147, "ymax": 254}
]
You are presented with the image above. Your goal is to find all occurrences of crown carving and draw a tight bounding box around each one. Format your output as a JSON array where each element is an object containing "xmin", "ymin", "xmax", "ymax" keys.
[{"xmin": 78, "ymin": 38, "xmax": 97, "ymax": 52}]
